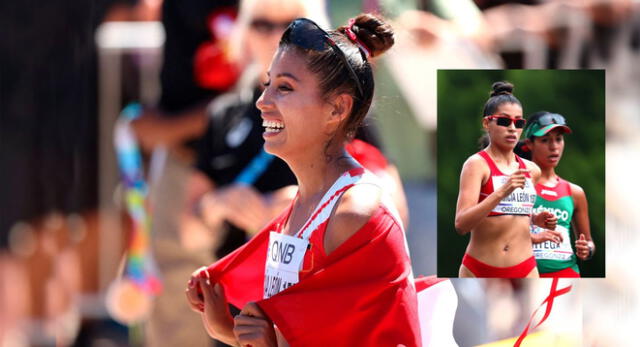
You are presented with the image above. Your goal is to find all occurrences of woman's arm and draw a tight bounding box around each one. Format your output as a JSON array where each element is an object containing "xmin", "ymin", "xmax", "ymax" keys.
[
  {"xmin": 131, "ymin": 104, "xmax": 209, "ymax": 150},
  {"xmin": 527, "ymin": 159, "xmax": 541, "ymax": 185},
  {"xmin": 183, "ymin": 169, "xmax": 275, "ymax": 237},
  {"xmin": 179, "ymin": 170, "xmax": 220, "ymax": 251},
  {"xmin": 531, "ymin": 229, "xmax": 563, "ymax": 245},
  {"xmin": 571, "ymin": 183, "xmax": 595, "ymax": 260}
]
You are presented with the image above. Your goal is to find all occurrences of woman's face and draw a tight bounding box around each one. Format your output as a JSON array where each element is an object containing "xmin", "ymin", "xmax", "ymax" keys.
[
  {"xmin": 483, "ymin": 102, "xmax": 524, "ymax": 150},
  {"xmin": 256, "ymin": 47, "xmax": 335, "ymax": 159},
  {"xmin": 245, "ymin": 0, "xmax": 304, "ymax": 77},
  {"xmin": 528, "ymin": 129, "xmax": 565, "ymax": 169}
]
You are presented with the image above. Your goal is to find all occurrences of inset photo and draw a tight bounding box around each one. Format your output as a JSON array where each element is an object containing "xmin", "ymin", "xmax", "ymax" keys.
[{"xmin": 437, "ymin": 69, "xmax": 605, "ymax": 278}]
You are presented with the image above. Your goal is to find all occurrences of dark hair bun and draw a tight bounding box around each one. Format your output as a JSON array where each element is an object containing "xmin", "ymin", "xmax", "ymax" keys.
[
  {"xmin": 342, "ymin": 13, "xmax": 395, "ymax": 58},
  {"xmin": 490, "ymin": 81, "xmax": 514, "ymax": 97}
]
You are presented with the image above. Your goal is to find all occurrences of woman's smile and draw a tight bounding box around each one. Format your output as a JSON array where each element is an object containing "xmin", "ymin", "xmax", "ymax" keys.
[{"xmin": 262, "ymin": 119, "xmax": 285, "ymax": 136}]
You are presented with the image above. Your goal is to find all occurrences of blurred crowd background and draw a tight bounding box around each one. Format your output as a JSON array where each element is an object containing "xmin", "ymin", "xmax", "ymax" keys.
[{"xmin": 1, "ymin": 0, "xmax": 638, "ymax": 346}]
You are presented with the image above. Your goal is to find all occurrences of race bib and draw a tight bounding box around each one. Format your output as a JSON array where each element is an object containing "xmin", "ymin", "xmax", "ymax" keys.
[
  {"xmin": 263, "ymin": 232, "xmax": 309, "ymax": 299},
  {"xmin": 491, "ymin": 176, "xmax": 536, "ymax": 215},
  {"xmin": 532, "ymin": 225, "xmax": 574, "ymax": 261}
]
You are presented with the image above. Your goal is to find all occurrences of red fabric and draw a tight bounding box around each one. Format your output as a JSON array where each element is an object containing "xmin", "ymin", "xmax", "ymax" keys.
[
  {"xmin": 540, "ymin": 267, "xmax": 580, "ymax": 278},
  {"xmin": 194, "ymin": 7, "xmax": 240, "ymax": 90},
  {"xmin": 346, "ymin": 139, "xmax": 389, "ymax": 174},
  {"xmin": 462, "ymin": 253, "xmax": 536, "ymax": 278},
  {"xmin": 194, "ymin": 41, "xmax": 240, "ymax": 90},
  {"xmin": 414, "ymin": 275, "xmax": 448, "ymax": 292},
  {"xmin": 535, "ymin": 177, "xmax": 572, "ymax": 202},
  {"xmin": 206, "ymin": 205, "xmax": 420, "ymax": 346},
  {"xmin": 477, "ymin": 150, "xmax": 530, "ymax": 216}
]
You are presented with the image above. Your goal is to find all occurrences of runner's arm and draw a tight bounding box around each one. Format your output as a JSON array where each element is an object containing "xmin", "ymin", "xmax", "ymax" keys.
[
  {"xmin": 524, "ymin": 159, "xmax": 541, "ymax": 185},
  {"xmin": 454, "ymin": 156, "xmax": 517, "ymax": 234},
  {"xmin": 571, "ymin": 183, "xmax": 595, "ymax": 260}
]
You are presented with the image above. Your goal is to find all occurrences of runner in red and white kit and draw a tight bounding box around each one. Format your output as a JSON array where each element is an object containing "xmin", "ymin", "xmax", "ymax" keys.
[
  {"xmin": 455, "ymin": 81, "xmax": 557, "ymax": 278},
  {"xmin": 185, "ymin": 14, "xmax": 423, "ymax": 346}
]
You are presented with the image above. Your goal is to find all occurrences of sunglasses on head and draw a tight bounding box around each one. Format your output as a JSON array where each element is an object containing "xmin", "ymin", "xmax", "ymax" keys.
[
  {"xmin": 250, "ymin": 18, "xmax": 294, "ymax": 34},
  {"xmin": 535, "ymin": 113, "xmax": 566, "ymax": 126},
  {"xmin": 485, "ymin": 114, "xmax": 527, "ymax": 128},
  {"xmin": 281, "ymin": 18, "xmax": 364, "ymax": 98}
]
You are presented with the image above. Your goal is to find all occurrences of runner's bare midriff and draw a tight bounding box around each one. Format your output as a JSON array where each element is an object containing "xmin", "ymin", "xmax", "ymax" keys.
[{"xmin": 466, "ymin": 215, "xmax": 533, "ymax": 267}]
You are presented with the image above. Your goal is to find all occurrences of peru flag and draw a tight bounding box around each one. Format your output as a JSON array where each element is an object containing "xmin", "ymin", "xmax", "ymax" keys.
[{"xmin": 205, "ymin": 209, "xmax": 458, "ymax": 346}]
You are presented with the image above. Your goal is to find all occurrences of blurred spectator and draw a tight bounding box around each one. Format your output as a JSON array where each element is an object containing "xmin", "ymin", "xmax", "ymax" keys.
[
  {"xmin": 183, "ymin": 0, "xmax": 329, "ymax": 261},
  {"xmin": 121, "ymin": 1, "xmax": 242, "ymax": 346},
  {"xmin": 479, "ymin": 0, "xmax": 639, "ymax": 69}
]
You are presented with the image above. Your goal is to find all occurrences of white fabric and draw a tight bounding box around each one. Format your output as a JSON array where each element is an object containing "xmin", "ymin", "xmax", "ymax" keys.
[
  {"xmin": 263, "ymin": 232, "xmax": 309, "ymax": 299},
  {"xmin": 417, "ymin": 280, "xmax": 459, "ymax": 347},
  {"xmin": 297, "ymin": 171, "xmax": 369, "ymax": 239}
]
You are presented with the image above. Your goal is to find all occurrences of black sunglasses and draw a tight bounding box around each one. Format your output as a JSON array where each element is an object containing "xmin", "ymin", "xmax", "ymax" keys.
[
  {"xmin": 535, "ymin": 113, "xmax": 566, "ymax": 126},
  {"xmin": 250, "ymin": 18, "xmax": 294, "ymax": 34},
  {"xmin": 485, "ymin": 115, "xmax": 527, "ymax": 129},
  {"xmin": 281, "ymin": 18, "xmax": 364, "ymax": 98}
]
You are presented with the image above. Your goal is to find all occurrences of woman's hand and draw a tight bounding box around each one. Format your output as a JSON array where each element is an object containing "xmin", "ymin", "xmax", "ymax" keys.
[
  {"xmin": 130, "ymin": 106, "xmax": 207, "ymax": 150},
  {"xmin": 185, "ymin": 267, "xmax": 236, "ymax": 344},
  {"xmin": 575, "ymin": 234, "xmax": 594, "ymax": 260},
  {"xmin": 532, "ymin": 210, "xmax": 558, "ymax": 230},
  {"xmin": 201, "ymin": 184, "xmax": 269, "ymax": 232},
  {"xmin": 498, "ymin": 168, "xmax": 529, "ymax": 198},
  {"xmin": 233, "ymin": 302, "xmax": 277, "ymax": 347},
  {"xmin": 531, "ymin": 229, "xmax": 563, "ymax": 245},
  {"xmin": 185, "ymin": 267, "xmax": 207, "ymax": 313}
]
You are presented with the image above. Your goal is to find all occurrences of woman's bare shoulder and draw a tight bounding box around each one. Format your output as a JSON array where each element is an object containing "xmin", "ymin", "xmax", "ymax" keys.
[
  {"xmin": 461, "ymin": 153, "xmax": 490, "ymax": 177},
  {"xmin": 324, "ymin": 184, "xmax": 383, "ymax": 254}
]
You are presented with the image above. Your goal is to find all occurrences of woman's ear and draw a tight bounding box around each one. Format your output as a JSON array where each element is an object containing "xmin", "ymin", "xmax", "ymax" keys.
[
  {"xmin": 481, "ymin": 116, "xmax": 489, "ymax": 131},
  {"xmin": 326, "ymin": 93, "xmax": 353, "ymax": 131},
  {"xmin": 525, "ymin": 137, "xmax": 533, "ymax": 148}
]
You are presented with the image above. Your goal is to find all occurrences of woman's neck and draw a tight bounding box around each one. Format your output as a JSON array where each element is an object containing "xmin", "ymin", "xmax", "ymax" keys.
[
  {"xmin": 485, "ymin": 144, "xmax": 516, "ymax": 165},
  {"xmin": 538, "ymin": 166, "xmax": 558, "ymax": 185},
  {"xmin": 285, "ymin": 146, "xmax": 358, "ymax": 204}
]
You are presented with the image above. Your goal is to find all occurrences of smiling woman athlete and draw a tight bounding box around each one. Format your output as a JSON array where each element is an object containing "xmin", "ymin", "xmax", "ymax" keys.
[
  {"xmin": 455, "ymin": 81, "xmax": 557, "ymax": 278},
  {"xmin": 186, "ymin": 14, "xmax": 421, "ymax": 346}
]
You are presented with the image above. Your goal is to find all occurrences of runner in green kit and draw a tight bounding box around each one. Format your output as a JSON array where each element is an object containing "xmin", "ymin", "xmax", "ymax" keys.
[{"xmin": 519, "ymin": 112, "xmax": 596, "ymax": 277}]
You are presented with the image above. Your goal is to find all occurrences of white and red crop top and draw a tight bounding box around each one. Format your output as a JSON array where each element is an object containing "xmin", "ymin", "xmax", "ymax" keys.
[{"xmin": 477, "ymin": 150, "xmax": 537, "ymax": 217}]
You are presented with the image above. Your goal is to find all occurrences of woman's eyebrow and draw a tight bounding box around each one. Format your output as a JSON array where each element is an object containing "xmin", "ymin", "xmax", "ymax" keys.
[
  {"xmin": 495, "ymin": 111, "xmax": 523, "ymax": 117},
  {"xmin": 276, "ymin": 72, "xmax": 300, "ymax": 82}
]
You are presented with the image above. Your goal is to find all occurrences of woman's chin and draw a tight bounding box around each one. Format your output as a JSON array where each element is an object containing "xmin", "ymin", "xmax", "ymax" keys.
[
  {"xmin": 263, "ymin": 141, "xmax": 283, "ymax": 157},
  {"xmin": 493, "ymin": 141, "xmax": 516, "ymax": 151}
]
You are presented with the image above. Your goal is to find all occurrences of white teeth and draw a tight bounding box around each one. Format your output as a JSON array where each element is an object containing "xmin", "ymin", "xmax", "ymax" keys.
[{"xmin": 262, "ymin": 120, "xmax": 284, "ymax": 131}]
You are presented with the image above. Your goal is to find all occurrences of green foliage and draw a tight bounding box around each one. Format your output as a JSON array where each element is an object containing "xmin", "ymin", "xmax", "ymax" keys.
[{"xmin": 437, "ymin": 70, "xmax": 605, "ymax": 277}]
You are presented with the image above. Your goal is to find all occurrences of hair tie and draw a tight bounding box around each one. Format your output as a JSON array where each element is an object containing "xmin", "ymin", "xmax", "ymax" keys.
[{"xmin": 345, "ymin": 18, "xmax": 371, "ymax": 59}]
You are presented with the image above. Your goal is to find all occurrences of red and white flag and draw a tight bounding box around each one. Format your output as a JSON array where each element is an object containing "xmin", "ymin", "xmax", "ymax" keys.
[
  {"xmin": 207, "ymin": 209, "xmax": 410, "ymax": 344},
  {"xmin": 205, "ymin": 211, "xmax": 459, "ymax": 346}
]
